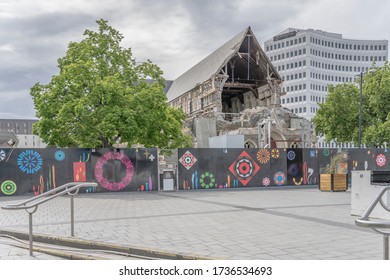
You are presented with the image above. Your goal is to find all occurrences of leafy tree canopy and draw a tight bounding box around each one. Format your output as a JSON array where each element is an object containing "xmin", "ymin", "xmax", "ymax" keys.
[
  {"xmin": 313, "ymin": 62, "xmax": 390, "ymax": 146},
  {"xmin": 31, "ymin": 19, "xmax": 191, "ymax": 148}
]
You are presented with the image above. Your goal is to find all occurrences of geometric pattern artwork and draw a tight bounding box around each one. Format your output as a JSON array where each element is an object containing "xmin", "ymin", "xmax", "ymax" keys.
[
  {"xmin": 199, "ymin": 172, "xmax": 215, "ymax": 189},
  {"xmin": 262, "ymin": 177, "xmax": 271, "ymax": 187},
  {"xmin": 54, "ymin": 150, "xmax": 66, "ymax": 161},
  {"xmin": 271, "ymin": 148, "xmax": 280, "ymax": 159},
  {"xmin": 17, "ymin": 150, "xmax": 43, "ymax": 174},
  {"xmin": 287, "ymin": 163, "xmax": 299, "ymax": 177},
  {"xmin": 376, "ymin": 154, "xmax": 387, "ymax": 167},
  {"xmin": 94, "ymin": 151, "xmax": 134, "ymax": 191},
  {"xmin": 273, "ymin": 171, "xmax": 286, "ymax": 186},
  {"xmin": 337, "ymin": 163, "xmax": 348, "ymax": 174},
  {"xmin": 0, "ymin": 150, "xmax": 5, "ymax": 161},
  {"xmin": 228, "ymin": 151, "xmax": 260, "ymax": 186},
  {"xmin": 1, "ymin": 180, "xmax": 17, "ymax": 195},
  {"xmin": 256, "ymin": 149, "xmax": 270, "ymax": 164},
  {"xmin": 179, "ymin": 150, "xmax": 197, "ymax": 170},
  {"xmin": 287, "ymin": 150, "xmax": 296, "ymax": 161},
  {"xmin": 323, "ymin": 149, "xmax": 330, "ymax": 156},
  {"xmin": 74, "ymin": 162, "xmax": 86, "ymax": 182}
]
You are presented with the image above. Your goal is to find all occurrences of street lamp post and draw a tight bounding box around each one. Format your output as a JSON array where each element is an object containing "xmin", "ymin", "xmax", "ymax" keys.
[{"xmin": 358, "ymin": 72, "xmax": 363, "ymax": 148}]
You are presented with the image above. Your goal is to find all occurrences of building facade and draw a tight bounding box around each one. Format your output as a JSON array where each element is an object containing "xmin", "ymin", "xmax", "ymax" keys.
[
  {"xmin": 167, "ymin": 27, "xmax": 314, "ymax": 148},
  {"xmin": 0, "ymin": 119, "xmax": 46, "ymax": 148},
  {"xmin": 264, "ymin": 28, "xmax": 388, "ymax": 121}
]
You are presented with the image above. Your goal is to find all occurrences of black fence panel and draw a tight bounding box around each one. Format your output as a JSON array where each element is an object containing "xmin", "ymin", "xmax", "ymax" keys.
[
  {"xmin": 177, "ymin": 148, "xmax": 390, "ymax": 190},
  {"xmin": 0, "ymin": 148, "xmax": 158, "ymax": 196}
]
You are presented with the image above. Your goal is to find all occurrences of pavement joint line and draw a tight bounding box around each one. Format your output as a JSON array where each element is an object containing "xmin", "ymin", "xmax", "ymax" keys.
[
  {"xmin": 0, "ymin": 208, "xmax": 243, "ymax": 228},
  {"xmin": 0, "ymin": 229, "xmax": 216, "ymax": 260},
  {"xmin": 155, "ymin": 192, "xmax": 349, "ymax": 210},
  {"xmin": 150, "ymin": 193, "xmax": 375, "ymax": 233}
]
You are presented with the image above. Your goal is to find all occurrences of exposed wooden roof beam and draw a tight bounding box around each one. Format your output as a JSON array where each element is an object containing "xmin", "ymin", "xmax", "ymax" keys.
[{"xmin": 224, "ymin": 82, "xmax": 258, "ymax": 98}]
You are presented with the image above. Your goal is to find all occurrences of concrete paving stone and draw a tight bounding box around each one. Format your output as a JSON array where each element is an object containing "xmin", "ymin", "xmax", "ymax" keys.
[{"xmin": 0, "ymin": 187, "xmax": 388, "ymax": 260}]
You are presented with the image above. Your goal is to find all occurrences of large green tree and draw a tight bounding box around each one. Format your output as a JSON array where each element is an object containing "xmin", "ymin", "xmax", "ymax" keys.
[
  {"xmin": 362, "ymin": 62, "xmax": 390, "ymax": 145},
  {"xmin": 313, "ymin": 62, "xmax": 390, "ymax": 146},
  {"xmin": 31, "ymin": 19, "xmax": 191, "ymax": 148}
]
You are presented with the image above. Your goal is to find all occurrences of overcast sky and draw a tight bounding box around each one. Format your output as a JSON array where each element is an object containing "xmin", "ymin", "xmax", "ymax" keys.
[{"xmin": 1, "ymin": 0, "xmax": 389, "ymax": 119}]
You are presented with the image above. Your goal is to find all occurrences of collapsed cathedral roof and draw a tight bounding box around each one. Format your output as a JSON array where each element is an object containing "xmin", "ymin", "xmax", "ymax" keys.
[{"xmin": 167, "ymin": 26, "xmax": 281, "ymax": 103}]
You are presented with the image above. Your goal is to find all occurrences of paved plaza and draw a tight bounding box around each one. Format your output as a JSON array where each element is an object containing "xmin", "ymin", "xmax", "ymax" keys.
[{"xmin": 0, "ymin": 187, "xmax": 385, "ymax": 260}]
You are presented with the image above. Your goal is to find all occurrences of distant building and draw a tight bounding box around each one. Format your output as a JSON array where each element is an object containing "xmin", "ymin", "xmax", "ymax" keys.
[
  {"xmin": 167, "ymin": 27, "xmax": 314, "ymax": 148},
  {"xmin": 0, "ymin": 119, "xmax": 46, "ymax": 148},
  {"xmin": 264, "ymin": 28, "xmax": 388, "ymax": 120},
  {"xmin": 264, "ymin": 28, "xmax": 388, "ymax": 148}
]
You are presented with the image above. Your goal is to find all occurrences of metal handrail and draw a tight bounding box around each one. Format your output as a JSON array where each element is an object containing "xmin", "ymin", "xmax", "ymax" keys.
[
  {"xmin": 355, "ymin": 185, "xmax": 390, "ymax": 260},
  {"xmin": 1, "ymin": 182, "xmax": 97, "ymax": 256}
]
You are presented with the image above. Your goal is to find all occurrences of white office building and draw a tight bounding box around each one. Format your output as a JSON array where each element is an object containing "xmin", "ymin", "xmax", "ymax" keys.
[
  {"xmin": 264, "ymin": 28, "xmax": 388, "ymax": 119},
  {"xmin": 264, "ymin": 28, "xmax": 388, "ymax": 147}
]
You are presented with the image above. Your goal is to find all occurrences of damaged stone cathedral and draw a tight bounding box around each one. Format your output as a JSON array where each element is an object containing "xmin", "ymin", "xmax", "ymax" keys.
[{"xmin": 167, "ymin": 27, "xmax": 314, "ymax": 148}]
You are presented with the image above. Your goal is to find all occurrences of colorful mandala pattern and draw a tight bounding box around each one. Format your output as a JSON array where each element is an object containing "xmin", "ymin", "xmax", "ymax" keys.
[
  {"xmin": 199, "ymin": 172, "xmax": 215, "ymax": 189},
  {"xmin": 235, "ymin": 158, "xmax": 254, "ymax": 178},
  {"xmin": 287, "ymin": 150, "xmax": 296, "ymax": 161},
  {"xmin": 262, "ymin": 177, "xmax": 270, "ymax": 187},
  {"xmin": 271, "ymin": 148, "xmax": 280, "ymax": 159},
  {"xmin": 376, "ymin": 154, "xmax": 387, "ymax": 167},
  {"xmin": 54, "ymin": 150, "xmax": 65, "ymax": 161},
  {"xmin": 179, "ymin": 150, "xmax": 197, "ymax": 170},
  {"xmin": 323, "ymin": 149, "xmax": 330, "ymax": 156},
  {"xmin": 288, "ymin": 163, "xmax": 300, "ymax": 177},
  {"xmin": 17, "ymin": 150, "xmax": 43, "ymax": 174},
  {"xmin": 257, "ymin": 149, "xmax": 270, "ymax": 164},
  {"xmin": 1, "ymin": 180, "xmax": 17, "ymax": 195},
  {"xmin": 94, "ymin": 151, "xmax": 134, "ymax": 191},
  {"xmin": 273, "ymin": 171, "xmax": 286, "ymax": 186},
  {"xmin": 228, "ymin": 151, "xmax": 260, "ymax": 186}
]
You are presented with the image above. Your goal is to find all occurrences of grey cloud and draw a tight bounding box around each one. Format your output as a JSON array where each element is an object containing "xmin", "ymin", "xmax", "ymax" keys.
[{"xmin": 0, "ymin": 90, "xmax": 35, "ymax": 119}]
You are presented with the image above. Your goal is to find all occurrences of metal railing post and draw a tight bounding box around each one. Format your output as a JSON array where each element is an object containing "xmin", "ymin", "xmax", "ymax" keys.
[
  {"xmin": 70, "ymin": 195, "xmax": 75, "ymax": 237},
  {"xmin": 384, "ymin": 235, "xmax": 389, "ymax": 260},
  {"xmin": 28, "ymin": 212, "xmax": 33, "ymax": 256}
]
